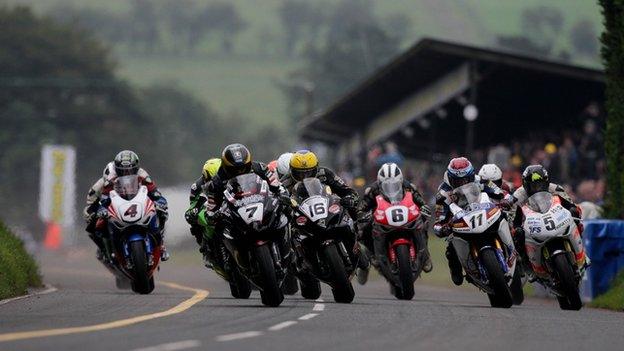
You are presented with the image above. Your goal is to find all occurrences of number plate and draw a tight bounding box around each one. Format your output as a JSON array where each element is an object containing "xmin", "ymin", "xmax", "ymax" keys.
[
  {"xmin": 237, "ymin": 203, "xmax": 264, "ymax": 224},
  {"xmin": 385, "ymin": 205, "xmax": 409, "ymax": 226},
  {"xmin": 301, "ymin": 196, "xmax": 329, "ymax": 222}
]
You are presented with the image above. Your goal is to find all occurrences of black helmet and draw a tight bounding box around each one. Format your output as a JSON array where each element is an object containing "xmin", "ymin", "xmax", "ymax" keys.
[
  {"xmin": 522, "ymin": 165, "xmax": 549, "ymax": 196},
  {"xmin": 221, "ymin": 143, "xmax": 252, "ymax": 176},
  {"xmin": 114, "ymin": 150, "xmax": 139, "ymax": 176}
]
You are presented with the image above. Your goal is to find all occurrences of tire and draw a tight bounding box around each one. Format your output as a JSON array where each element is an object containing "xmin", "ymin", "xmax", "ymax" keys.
[
  {"xmin": 229, "ymin": 269, "xmax": 252, "ymax": 299},
  {"xmin": 282, "ymin": 273, "xmax": 299, "ymax": 295},
  {"xmin": 255, "ymin": 245, "xmax": 284, "ymax": 307},
  {"xmin": 130, "ymin": 241, "xmax": 152, "ymax": 294},
  {"xmin": 510, "ymin": 267, "xmax": 525, "ymax": 305},
  {"xmin": 395, "ymin": 245, "xmax": 415, "ymax": 300},
  {"xmin": 552, "ymin": 254, "xmax": 583, "ymax": 310},
  {"xmin": 299, "ymin": 275, "xmax": 322, "ymax": 300},
  {"xmin": 481, "ymin": 248, "xmax": 513, "ymax": 308},
  {"xmin": 324, "ymin": 244, "xmax": 355, "ymax": 303}
]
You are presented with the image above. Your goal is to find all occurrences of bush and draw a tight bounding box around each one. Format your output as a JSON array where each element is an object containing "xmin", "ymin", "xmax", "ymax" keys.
[{"xmin": 0, "ymin": 220, "xmax": 41, "ymax": 299}]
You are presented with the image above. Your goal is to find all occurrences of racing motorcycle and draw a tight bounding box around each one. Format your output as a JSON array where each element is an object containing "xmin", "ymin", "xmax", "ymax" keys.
[
  {"xmin": 103, "ymin": 175, "xmax": 162, "ymax": 294},
  {"xmin": 220, "ymin": 173, "xmax": 291, "ymax": 307},
  {"xmin": 448, "ymin": 183, "xmax": 521, "ymax": 308},
  {"xmin": 371, "ymin": 178, "xmax": 426, "ymax": 300},
  {"xmin": 521, "ymin": 191, "xmax": 586, "ymax": 310},
  {"xmin": 290, "ymin": 178, "xmax": 356, "ymax": 303}
]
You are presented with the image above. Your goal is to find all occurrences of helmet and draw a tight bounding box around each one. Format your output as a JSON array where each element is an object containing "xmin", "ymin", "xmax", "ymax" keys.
[
  {"xmin": 277, "ymin": 152, "xmax": 293, "ymax": 178},
  {"xmin": 202, "ymin": 158, "xmax": 221, "ymax": 181},
  {"xmin": 478, "ymin": 164, "xmax": 503, "ymax": 187},
  {"xmin": 114, "ymin": 150, "xmax": 139, "ymax": 176},
  {"xmin": 290, "ymin": 150, "xmax": 318, "ymax": 182},
  {"xmin": 221, "ymin": 143, "xmax": 252, "ymax": 177},
  {"xmin": 446, "ymin": 157, "xmax": 475, "ymax": 189},
  {"xmin": 522, "ymin": 165, "xmax": 549, "ymax": 196},
  {"xmin": 377, "ymin": 162, "xmax": 403, "ymax": 184}
]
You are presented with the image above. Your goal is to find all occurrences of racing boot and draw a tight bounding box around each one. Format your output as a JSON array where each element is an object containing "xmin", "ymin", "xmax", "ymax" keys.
[
  {"xmin": 446, "ymin": 243, "xmax": 463, "ymax": 286},
  {"xmin": 161, "ymin": 246, "xmax": 170, "ymax": 261},
  {"xmin": 355, "ymin": 242, "xmax": 371, "ymax": 285}
]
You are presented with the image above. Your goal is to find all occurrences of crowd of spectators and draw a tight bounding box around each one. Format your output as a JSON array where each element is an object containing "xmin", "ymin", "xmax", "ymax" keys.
[{"xmin": 351, "ymin": 118, "xmax": 605, "ymax": 207}]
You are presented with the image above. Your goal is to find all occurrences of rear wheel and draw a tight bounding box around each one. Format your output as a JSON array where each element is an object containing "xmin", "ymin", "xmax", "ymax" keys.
[
  {"xmin": 324, "ymin": 244, "xmax": 354, "ymax": 303},
  {"xmin": 395, "ymin": 245, "xmax": 415, "ymax": 300},
  {"xmin": 552, "ymin": 254, "xmax": 583, "ymax": 310},
  {"xmin": 282, "ymin": 273, "xmax": 299, "ymax": 295},
  {"xmin": 255, "ymin": 245, "xmax": 284, "ymax": 307},
  {"xmin": 510, "ymin": 266, "xmax": 525, "ymax": 305},
  {"xmin": 229, "ymin": 269, "xmax": 252, "ymax": 299},
  {"xmin": 299, "ymin": 274, "xmax": 322, "ymax": 300},
  {"xmin": 481, "ymin": 249, "xmax": 512, "ymax": 308},
  {"xmin": 130, "ymin": 241, "xmax": 153, "ymax": 294}
]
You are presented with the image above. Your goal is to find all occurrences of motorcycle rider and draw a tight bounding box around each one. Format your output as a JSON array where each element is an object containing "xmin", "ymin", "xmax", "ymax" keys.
[
  {"xmin": 510, "ymin": 165, "xmax": 584, "ymax": 280},
  {"xmin": 433, "ymin": 157, "xmax": 512, "ymax": 285},
  {"xmin": 184, "ymin": 158, "xmax": 221, "ymax": 253},
  {"xmin": 93, "ymin": 150, "xmax": 170, "ymax": 262},
  {"xmin": 478, "ymin": 164, "xmax": 514, "ymax": 193},
  {"xmin": 357, "ymin": 163, "xmax": 433, "ymax": 284},
  {"xmin": 276, "ymin": 152, "xmax": 293, "ymax": 180},
  {"xmin": 84, "ymin": 162, "xmax": 116, "ymax": 262}
]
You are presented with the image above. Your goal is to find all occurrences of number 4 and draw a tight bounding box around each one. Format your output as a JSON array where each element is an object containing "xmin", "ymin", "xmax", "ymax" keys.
[{"xmin": 124, "ymin": 204, "xmax": 138, "ymax": 218}]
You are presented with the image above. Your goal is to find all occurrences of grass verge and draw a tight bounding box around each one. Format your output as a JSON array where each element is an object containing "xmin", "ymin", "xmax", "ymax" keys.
[
  {"xmin": 0, "ymin": 220, "xmax": 42, "ymax": 300},
  {"xmin": 591, "ymin": 270, "xmax": 624, "ymax": 311}
]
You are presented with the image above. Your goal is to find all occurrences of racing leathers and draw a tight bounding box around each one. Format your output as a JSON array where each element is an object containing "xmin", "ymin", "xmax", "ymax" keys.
[
  {"xmin": 433, "ymin": 176, "xmax": 512, "ymax": 285},
  {"xmin": 358, "ymin": 180, "xmax": 433, "ymax": 271},
  {"xmin": 186, "ymin": 176, "xmax": 210, "ymax": 245}
]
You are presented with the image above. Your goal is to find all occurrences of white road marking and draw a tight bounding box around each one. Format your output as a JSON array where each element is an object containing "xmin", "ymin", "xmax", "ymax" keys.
[
  {"xmin": 132, "ymin": 339, "xmax": 201, "ymax": 351},
  {"xmin": 298, "ymin": 313, "xmax": 318, "ymax": 320},
  {"xmin": 215, "ymin": 331, "xmax": 264, "ymax": 342},
  {"xmin": 268, "ymin": 321, "xmax": 298, "ymax": 331},
  {"xmin": 313, "ymin": 303, "xmax": 325, "ymax": 311},
  {"xmin": 0, "ymin": 285, "xmax": 57, "ymax": 306},
  {"xmin": 315, "ymin": 298, "xmax": 324, "ymax": 302}
]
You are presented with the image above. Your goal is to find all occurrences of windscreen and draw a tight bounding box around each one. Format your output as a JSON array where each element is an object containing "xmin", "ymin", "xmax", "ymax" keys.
[
  {"xmin": 231, "ymin": 173, "xmax": 262, "ymax": 198},
  {"xmin": 527, "ymin": 191, "xmax": 553, "ymax": 214},
  {"xmin": 114, "ymin": 175, "xmax": 139, "ymax": 200},
  {"xmin": 454, "ymin": 182, "xmax": 481, "ymax": 207},
  {"xmin": 381, "ymin": 178, "xmax": 404, "ymax": 204},
  {"xmin": 303, "ymin": 178, "xmax": 324, "ymax": 197}
]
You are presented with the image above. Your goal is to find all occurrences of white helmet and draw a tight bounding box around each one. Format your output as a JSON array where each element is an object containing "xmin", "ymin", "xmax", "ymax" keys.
[
  {"xmin": 377, "ymin": 162, "xmax": 403, "ymax": 183},
  {"xmin": 277, "ymin": 152, "xmax": 293, "ymax": 178},
  {"xmin": 478, "ymin": 164, "xmax": 503, "ymax": 182}
]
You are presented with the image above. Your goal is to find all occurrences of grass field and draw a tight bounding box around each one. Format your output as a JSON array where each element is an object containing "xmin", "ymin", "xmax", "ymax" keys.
[
  {"xmin": 0, "ymin": 221, "xmax": 41, "ymax": 299},
  {"xmin": 591, "ymin": 270, "xmax": 624, "ymax": 311}
]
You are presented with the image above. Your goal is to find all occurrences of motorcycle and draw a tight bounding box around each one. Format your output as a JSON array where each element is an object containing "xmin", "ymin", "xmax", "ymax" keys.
[
  {"xmin": 521, "ymin": 191, "xmax": 586, "ymax": 310},
  {"xmin": 290, "ymin": 178, "xmax": 357, "ymax": 303},
  {"xmin": 220, "ymin": 173, "xmax": 291, "ymax": 307},
  {"xmin": 371, "ymin": 178, "xmax": 426, "ymax": 300},
  {"xmin": 104, "ymin": 175, "xmax": 162, "ymax": 294},
  {"xmin": 448, "ymin": 183, "xmax": 520, "ymax": 308}
]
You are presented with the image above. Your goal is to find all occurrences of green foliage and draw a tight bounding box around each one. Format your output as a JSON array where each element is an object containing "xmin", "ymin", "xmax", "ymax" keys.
[
  {"xmin": 591, "ymin": 269, "xmax": 624, "ymax": 310},
  {"xmin": 600, "ymin": 0, "xmax": 624, "ymax": 219},
  {"xmin": 0, "ymin": 220, "xmax": 42, "ymax": 299}
]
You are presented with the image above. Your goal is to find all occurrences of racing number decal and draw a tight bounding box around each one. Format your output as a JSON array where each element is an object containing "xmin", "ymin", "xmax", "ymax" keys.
[
  {"xmin": 245, "ymin": 204, "xmax": 259, "ymax": 219},
  {"xmin": 238, "ymin": 203, "xmax": 264, "ymax": 224},
  {"xmin": 124, "ymin": 204, "xmax": 138, "ymax": 218},
  {"xmin": 469, "ymin": 213, "xmax": 484, "ymax": 228},
  {"xmin": 309, "ymin": 202, "xmax": 326, "ymax": 217},
  {"xmin": 390, "ymin": 208, "xmax": 405, "ymax": 223},
  {"xmin": 543, "ymin": 214, "xmax": 556, "ymax": 230}
]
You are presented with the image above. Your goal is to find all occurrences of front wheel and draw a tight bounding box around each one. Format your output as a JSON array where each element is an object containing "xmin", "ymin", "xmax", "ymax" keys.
[
  {"xmin": 481, "ymin": 249, "xmax": 512, "ymax": 308},
  {"xmin": 395, "ymin": 245, "xmax": 415, "ymax": 300},
  {"xmin": 255, "ymin": 245, "xmax": 284, "ymax": 307},
  {"xmin": 324, "ymin": 244, "xmax": 354, "ymax": 303},
  {"xmin": 130, "ymin": 241, "xmax": 154, "ymax": 294},
  {"xmin": 552, "ymin": 254, "xmax": 582, "ymax": 310}
]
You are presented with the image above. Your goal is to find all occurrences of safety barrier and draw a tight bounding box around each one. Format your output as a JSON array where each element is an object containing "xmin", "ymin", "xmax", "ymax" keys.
[{"xmin": 581, "ymin": 219, "xmax": 624, "ymax": 300}]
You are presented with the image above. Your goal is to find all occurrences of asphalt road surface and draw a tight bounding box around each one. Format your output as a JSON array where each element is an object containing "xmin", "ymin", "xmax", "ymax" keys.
[{"xmin": 1, "ymin": 248, "xmax": 622, "ymax": 351}]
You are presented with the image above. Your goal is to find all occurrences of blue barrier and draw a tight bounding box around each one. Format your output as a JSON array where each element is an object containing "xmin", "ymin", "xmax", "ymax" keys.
[{"xmin": 582, "ymin": 219, "xmax": 624, "ymax": 299}]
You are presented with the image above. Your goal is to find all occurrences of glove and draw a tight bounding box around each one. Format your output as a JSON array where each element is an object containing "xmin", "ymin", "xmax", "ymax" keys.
[
  {"xmin": 278, "ymin": 192, "xmax": 292, "ymax": 206},
  {"xmin": 357, "ymin": 211, "xmax": 372, "ymax": 224},
  {"xmin": 434, "ymin": 223, "xmax": 452, "ymax": 238},
  {"xmin": 420, "ymin": 205, "xmax": 432, "ymax": 219},
  {"xmin": 185, "ymin": 207, "xmax": 199, "ymax": 225},
  {"xmin": 96, "ymin": 207, "xmax": 109, "ymax": 219},
  {"xmin": 340, "ymin": 195, "xmax": 357, "ymax": 209},
  {"xmin": 155, "ymin": 198, "xmax": 168, "ymax": 212}
]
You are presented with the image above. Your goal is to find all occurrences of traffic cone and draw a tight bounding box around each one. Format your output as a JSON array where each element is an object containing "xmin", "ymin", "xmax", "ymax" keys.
[{"xmin": 44, "ymin": 221, "xmax": 62, "ymax": 250}]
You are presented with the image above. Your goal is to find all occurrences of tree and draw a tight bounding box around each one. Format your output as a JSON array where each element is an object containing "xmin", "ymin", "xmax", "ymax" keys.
[
  {"xmin": 599, "ymin": 0, "xmax": 624, "ymax": 218},
  {"xmin": 570, "ymin": 19, "xmax": 599, "ymax": 59}
]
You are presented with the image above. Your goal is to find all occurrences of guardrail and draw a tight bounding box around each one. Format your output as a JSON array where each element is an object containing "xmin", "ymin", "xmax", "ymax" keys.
[{"xmin": 581, "ymin": 219, "xmax": 624, "ymax": 301}]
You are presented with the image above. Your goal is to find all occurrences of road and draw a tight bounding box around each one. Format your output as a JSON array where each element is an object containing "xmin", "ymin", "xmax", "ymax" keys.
[{"xmin": 0, "ymin": 248, "xmax": 622, "ymax": 351}]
